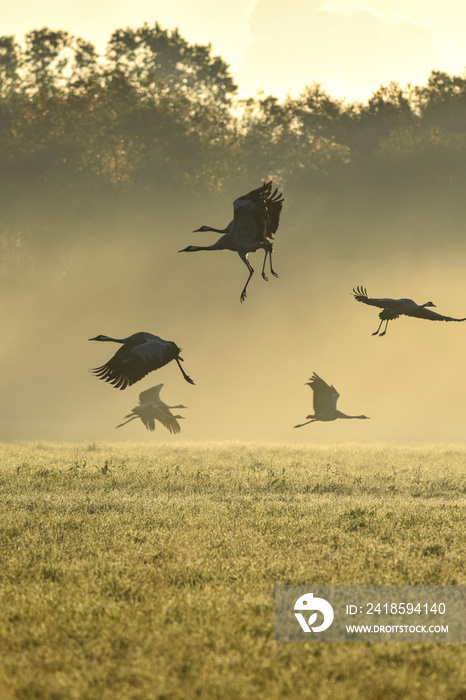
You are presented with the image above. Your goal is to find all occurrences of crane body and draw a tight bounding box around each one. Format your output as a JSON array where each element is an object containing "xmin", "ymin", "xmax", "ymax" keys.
[
  {"xmin": 89, "ymin": 332, "xmax": 194, "ymax": 389},
  {"xmin": 116, "ymin": 384, "xmax": 188, "ymax": 433},
  {"xmin": 294, "ymin": 372, "xmax": 369, "ymax": 428},
  {"xmin": 353, "ymin": 286, "xmax": 466, "ymax": 336},
  {"xmin": 179, "ymin": 181, "xmax": 284, "ymax": 302}
]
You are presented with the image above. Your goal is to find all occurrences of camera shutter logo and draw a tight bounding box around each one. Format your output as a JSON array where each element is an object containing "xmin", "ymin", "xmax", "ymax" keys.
[{"xmin": 294, "ymin": 593, "xmax": 334, "ymax": 633}]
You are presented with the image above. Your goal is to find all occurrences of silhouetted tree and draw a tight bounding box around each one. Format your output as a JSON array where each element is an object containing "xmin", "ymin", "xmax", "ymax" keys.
[
  {"xmin": 105, "ymin": 23, "xmax": 236, "ymax": 104},
  {"xmin": 0, "ymin": 36, "xmax": 21, "ymax": 98},
  {"xmin": 415, "ymin": 70, "xmax": 466, "ymax": 132},
  {"xmin": 1, "ymin": 24, "xmax": 466, "ymax": 270}
]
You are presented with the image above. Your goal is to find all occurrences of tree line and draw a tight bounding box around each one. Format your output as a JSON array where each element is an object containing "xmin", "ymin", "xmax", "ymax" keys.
[{"xmin": 0, "ymin": 23, "xmax": 465, "ymax": 267}]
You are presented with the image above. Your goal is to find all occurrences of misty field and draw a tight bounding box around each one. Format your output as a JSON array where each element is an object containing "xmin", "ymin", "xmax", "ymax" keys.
[{"xmin": 0, "ymin": 441, "xmax": 464, "ymax": 699}]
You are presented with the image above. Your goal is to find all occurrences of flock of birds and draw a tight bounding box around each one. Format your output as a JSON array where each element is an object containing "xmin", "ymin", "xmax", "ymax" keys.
[{"xmin": 89, "ymin": 181, "xmax": 466, "ymax": 433}]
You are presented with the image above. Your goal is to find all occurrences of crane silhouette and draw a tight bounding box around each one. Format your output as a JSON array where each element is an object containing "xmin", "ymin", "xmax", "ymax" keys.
[
  {"xmin": 89, "ymin": 332, "xmax": 194, "ymax": 389},
  {"xmin": 294, "ymin": 372, "xmax": 370, "ymax": 428},
  {"xmin": 353, "ymin": 286, "xmax": 466, "ymax": 336},
  {"xmin": 179, "ymin": 181, "xmax": 284, "ymax": 302},
  {"xmin": 116, "ymin": 384, "xmax": 188, "ymax": 433}
]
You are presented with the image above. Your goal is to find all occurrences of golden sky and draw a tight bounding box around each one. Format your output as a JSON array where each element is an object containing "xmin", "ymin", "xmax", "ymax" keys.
[{"xmin": 3, "ymin": 0, "xmax": 466, "ymax": 101}]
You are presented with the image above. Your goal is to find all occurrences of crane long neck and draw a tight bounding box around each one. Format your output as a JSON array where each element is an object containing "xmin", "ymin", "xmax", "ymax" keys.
[
  {"xmin": 190, "ymin": 239, "xmax": 229, "ymax": 251},
  {"xmin": 156, "ymin": 404, "xmax": 185, "ymax": 409},
  {"xmin": 100, "ymin": 336, "xmax": 128, "ymax": 343},
  {"xmin": 336, "ymin": 411, "xmax": 364, "ymax": 419},
  {"xmin": 203, "ymin": 225, "xmax": 229, "ymax": 233}
]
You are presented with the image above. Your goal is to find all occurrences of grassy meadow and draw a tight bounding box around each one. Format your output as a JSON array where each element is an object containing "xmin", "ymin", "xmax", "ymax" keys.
[{"xmin": 0, "ymin": 441, "xmax": 464, "ymax": 699}]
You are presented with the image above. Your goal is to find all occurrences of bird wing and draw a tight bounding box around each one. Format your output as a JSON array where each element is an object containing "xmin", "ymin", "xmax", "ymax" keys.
[
  {"xmin": 263, "ymin": 185, "xmax": 284, "ymax": 237},
  {"xmin": 138, "ymin": 384, "xmax": 163, "ymax": 405},
  {"xmin": 152, "ymin": 405, "xmax": 183, "ymax": 434},
  {"xmin": 232, "ymin": 181, "xmax": 284, "ymax": 243},
  {"xmin": 91, "ymin": 336, "xmax": 180, "ymax": 389},
  {"xmin": 309, "ymin": 373, "xmax": 340, "ymax": 414},
  {"xmin": 352, "ymin": 286, "xmax": 401, "ymax": 310},
  {"xmin": 131, "ymin": 402, "xmax": 183, "ymax": 433},
  {"xmin": 230, "ymin": 205, "xmax": 259, "ymax": 243},
  {"xmin": 407, "ymin": 307, "xmax": 466, "ymax": 322},
  {"xmin": 131, "ymin": 404, "xmax": 156, "ymax": 431}
]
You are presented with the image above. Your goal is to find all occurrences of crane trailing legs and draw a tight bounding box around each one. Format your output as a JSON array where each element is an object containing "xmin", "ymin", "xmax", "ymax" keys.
[
  {"xmin": 238, "ymin": 242, "xmax": 278, "ymax": 302},
  {"xmin": 89, "ymin": 332, "xmax": 195, "ymax": 389},
  {"xmin": 294, "ymin": 372, "xmax": 370, "ymax": 428},
  {"xmin": 352, "ymin": 286, "xmax": 466, "ymax": 337},
  {"xmin": 179, "ymin": 181, "xmax": 284, "ymax": 302}
]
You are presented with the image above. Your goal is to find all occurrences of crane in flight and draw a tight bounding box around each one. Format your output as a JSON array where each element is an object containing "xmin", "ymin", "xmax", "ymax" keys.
[
  {"xmin": 353, "ymin": 286, "xmax": 466, "ymax": 336},
  {"xmin": 294, "ymin": 372, "xmax": 370, "ymax": 428},
  {"xmin": 89, "ymin": 332, "xmax": 195, "ymax": 389},
  {"xmin": 179, "ymin": 181, "xmax": 284, "ymax": 302},
  {"xmin": 116, "ymin": 384, "xmax": 188, "ymax": 433}
]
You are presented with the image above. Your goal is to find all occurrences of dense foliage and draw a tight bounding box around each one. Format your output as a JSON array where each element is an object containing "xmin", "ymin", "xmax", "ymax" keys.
[{"xmin": 1, "ymin": 23, "xmax": 465, "ymax": 263}]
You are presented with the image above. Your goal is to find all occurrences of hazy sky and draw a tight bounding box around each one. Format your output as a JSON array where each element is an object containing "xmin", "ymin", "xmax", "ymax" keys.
[
  {"xmin": 4, "ymin": 0, "xmax": 466, "ymax": 101},
  {"xmin": 2, "ymin": 2, "xmax": 466, "ymax": 445}
]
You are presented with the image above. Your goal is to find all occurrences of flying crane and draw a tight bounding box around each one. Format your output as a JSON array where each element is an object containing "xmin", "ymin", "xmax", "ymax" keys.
[
  {"xmin": 179, "ymin": 181, "xmax": 284, "ymax": 302},
  {"xmin": 116, "ymin": 383, "xmax": 188, "ymax": 433},
  {"xmin": 353, "ymin": 286, "xmax": 466, "ymax": 336},
  {"xmin": 89, "ymin": 332, "xmax": 195, "ymax": 389},
  {"xmin": 294, "ymin": 372, "xmax": 370, "ymax": 428}
]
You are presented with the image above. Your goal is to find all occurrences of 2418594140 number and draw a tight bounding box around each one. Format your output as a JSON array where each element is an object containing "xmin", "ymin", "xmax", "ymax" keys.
[{"xmin": 365, "ymin": 603, "xmax": 446, "ymax": 615}]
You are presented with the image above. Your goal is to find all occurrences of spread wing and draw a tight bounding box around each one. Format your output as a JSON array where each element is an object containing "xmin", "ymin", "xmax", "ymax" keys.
[
  {"xmin": 153, "ymin": 406, "xmax": 183, "ymax": 434},
  {"xmin": 309, "ymin": 373, "xmax": 339, "ymax": 413},
  {"xmin": 138, "ymin": 384, "xmax": 164, "ymax": 404},
  {"xmin": 119, "ymin": 402, "xmax": 183, "ymax": 433},
  {"xmin": 91, "ymin": 338, "xmax": 180, "ymax": 390},
  {"xmin": 407, "ymin": 307, "xmax": 466, "ymax": 322},
  {"xmin": 352, "ymin": 286, "xmax": 398, "ymax": 310},
  {"xmin": 232, "ymin": 181, "xmax": 284, "ymax": 244},
  {"xmin": 128, "ymin": 404, "xmax": 157, "ymax": 431}
]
